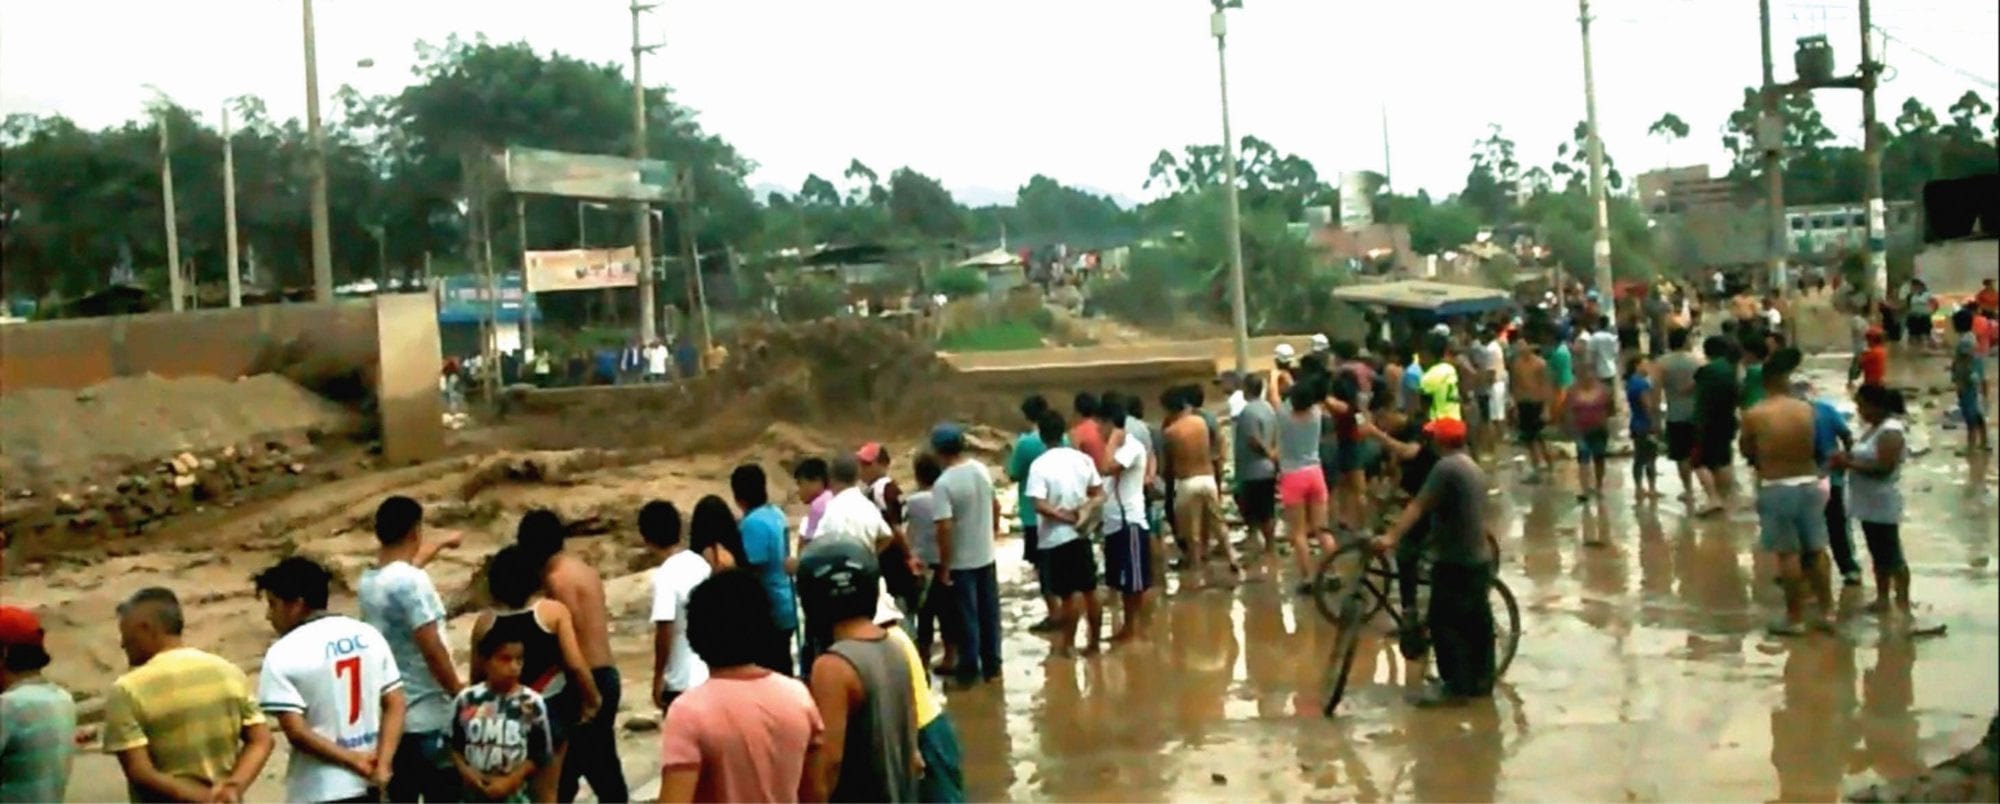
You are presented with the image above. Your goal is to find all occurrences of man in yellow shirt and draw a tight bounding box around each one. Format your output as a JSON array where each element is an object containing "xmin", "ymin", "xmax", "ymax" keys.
[
  {"xmin": 1417, "ymin": 332, "xmax": 1463, "ymax": 422},
  {"xmin": 103, "ymin": 587, "xmax": 273, "ymax": 803}
]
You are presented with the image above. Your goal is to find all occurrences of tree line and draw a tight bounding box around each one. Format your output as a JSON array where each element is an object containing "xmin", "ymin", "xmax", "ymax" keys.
[{"xmin": 2, "ymin": 33, "xmax": 1994, "ymax": 318}]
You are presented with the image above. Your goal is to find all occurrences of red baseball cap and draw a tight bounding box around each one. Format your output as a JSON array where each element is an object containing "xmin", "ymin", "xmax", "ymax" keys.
[
  {"xmin": 855, "ymin": 442, "xmax": 888, "ymax": 465},
  {"xmin": 1423, "ymin": 417, "xmax": 1469, "ymax": 445},
  {"xmin": 0, "ymin": 606, "xmax": 44, "ymax": 649}
]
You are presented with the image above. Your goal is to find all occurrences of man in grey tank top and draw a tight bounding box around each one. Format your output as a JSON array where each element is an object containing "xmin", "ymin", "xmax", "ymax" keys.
[{"xmin": 798, "ymin": 540, "xmax": 921, "ymax": 802}]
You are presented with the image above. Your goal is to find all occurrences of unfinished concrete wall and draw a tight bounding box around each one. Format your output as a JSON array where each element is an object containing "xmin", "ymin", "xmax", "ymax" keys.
[
  {"xmin": 0, "ymin": 301, "xmax": 378, "ymax": 394},
  {"xmin": 373, "ymin": 294, "xmax": 446, "ymax": 466},
  {"xmin": 0, "ymin": 296, "xmax": 444, "ymax": 465}
]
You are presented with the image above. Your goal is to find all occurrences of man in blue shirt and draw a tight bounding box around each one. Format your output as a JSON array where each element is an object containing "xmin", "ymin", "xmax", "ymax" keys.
[
  {"xmin": 1801, "ymin": 382, "xmax": 1861, "ymax": 586},
  {"xmin": 1005, "ymin": 395, "xmax": 1059, "ymax": 632},
  {"xmin": 731, "ymin": 463, "xmax": 799, "ymax": 675}
]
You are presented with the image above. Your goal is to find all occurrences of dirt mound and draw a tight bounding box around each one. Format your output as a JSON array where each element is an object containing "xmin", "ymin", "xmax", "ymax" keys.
[
  {"xmin": 704, "ymin": 318, "xmax": 957, "ymax": 424},
  {"xmin": 0, "ymin": 373, "xmax": 361, "ymax": 487},
  {"xmin": 510, "ymin": 320, "xmax": 979, "ymax": 454}
]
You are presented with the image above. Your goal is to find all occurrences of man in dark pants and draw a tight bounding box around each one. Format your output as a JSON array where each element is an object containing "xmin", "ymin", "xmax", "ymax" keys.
[
  {"xmin": 1373, "ymin": 417, "xmax": 1494, "ymax": 706},
  {"xmin": 1359, "ymin": 395, "xmax": 1440, "ymax": 661},
  {"xmin": 518, "ymin": 511, "xmax": 630, "ymax": 802},
  {"xmin": 930, "ymin": 423, "xmax": 1003, "ymax": 686}
]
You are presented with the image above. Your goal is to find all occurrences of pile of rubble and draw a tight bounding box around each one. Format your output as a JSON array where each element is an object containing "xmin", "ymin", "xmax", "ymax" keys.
[{"xmin": 0, "ymin": 433, "xmax": 329, "ymax": 549}]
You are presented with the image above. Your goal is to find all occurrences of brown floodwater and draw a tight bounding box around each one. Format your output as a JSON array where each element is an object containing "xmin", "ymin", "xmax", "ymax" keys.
[{"xmin": 939, "ymin": 359, "xmax": 1999, "ymax": 802}]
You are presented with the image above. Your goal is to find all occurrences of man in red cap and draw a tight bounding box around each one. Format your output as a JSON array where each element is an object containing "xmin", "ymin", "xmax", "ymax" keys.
[
  {"xmin": 1372, "ymin": 417, "xmax": 1497, "ymax": 707},
  {"xmin": 2, "ymin": 605, "xmax": 77, "ymax": 802},
  {"xmin": 856, "ymin": 442, "xmax": 922, "ymax": 629}
]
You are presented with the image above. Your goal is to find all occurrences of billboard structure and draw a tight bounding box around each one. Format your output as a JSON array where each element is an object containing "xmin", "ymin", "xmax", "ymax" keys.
[
  {"xmin": 523, "ymin": 247, "xmax": 642, "ymax": 293},
  {"xmin": 491, "ymin": 147, "xmax": 680, "ymax": 203}
]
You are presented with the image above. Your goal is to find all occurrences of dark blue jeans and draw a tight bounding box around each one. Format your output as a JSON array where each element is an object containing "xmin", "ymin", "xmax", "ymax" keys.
[{"xmin": 951, "ymin": 562, "xmax": 1002, "ymax": 682}]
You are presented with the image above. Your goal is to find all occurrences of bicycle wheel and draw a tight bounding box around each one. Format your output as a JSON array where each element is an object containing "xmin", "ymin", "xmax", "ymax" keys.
[
  {"xmin": 1323, "ymin": 571, "xmax": 1371, "ymax": 717},
  {"xmin": 1490, "ymin": 576, "xmax": 1523, "ymax": 677},
  {"xmin": 1313, "ymin": 539, "xmax": 1396, "ymax": 626}
]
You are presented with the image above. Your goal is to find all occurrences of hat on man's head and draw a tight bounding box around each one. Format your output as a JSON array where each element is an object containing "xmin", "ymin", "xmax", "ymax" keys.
[
  {"xmin": 1310, "ymin": 333, "xmax": 1331, "ymax": 351},
  {"xmin": 929, "ymin": 423, "xmax": 965, "ymax": 454},
  {"xmin": 0, "ymin": 606, "xmax": 44, "ymax": 649},
  {"xmin": 856, "ymin": 442, "xmax": 888, "ymax": 465}
]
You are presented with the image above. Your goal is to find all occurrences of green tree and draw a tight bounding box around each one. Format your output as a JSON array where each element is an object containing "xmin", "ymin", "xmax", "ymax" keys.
[
  {"xmin": 1460, "ymin": 124, "xmax": 1521, "ymax": 224},
  {"xmin": 886, "ymin": 167, "xmax": 964, "ymax": 240}
]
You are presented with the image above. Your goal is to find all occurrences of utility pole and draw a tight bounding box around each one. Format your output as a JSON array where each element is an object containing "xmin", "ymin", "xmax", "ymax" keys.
[
  {"xmin": 1211, "ymin": 0, "xmax": 1250, "ymax": 376},
  {"xmin": 630, "ymin": 0, "xmax": 660, "ymax": 342},
  {"xmin": 222, "ymin": 105, "xmax": 242, "ymax": 307},
  {"xmin": 1759, "ymin": 0, "xmax": 1789, "ymax": 297},
  {"xmin": 155, "ymin": 107, "xmax": 184, "ymax": 312},
  {"xmin": 1858, "ymin": 0, "xmax": 1887, "ymax": 306},
  {"xmin": 517, "ymin": 196, "xmax": 534, "ymax": 358},
  {"xmin": 302, "ymin": 0, "xmax": 334, "ymax": 302},
  {"xmin": 1380, "ymin": 104, "xmax": 1393, "ymax": 190},
  {"xmin": 1578, "ymin": 0, "xmax": 1616, "ymax": 328},
  {"xmin": 676, "ymin": 179, "xmax": 713, "ymax": 365}
]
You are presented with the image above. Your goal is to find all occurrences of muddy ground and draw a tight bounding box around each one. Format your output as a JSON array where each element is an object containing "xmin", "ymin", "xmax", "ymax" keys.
[{"xmin": 13, "ymin": 344, "xmax": 1998, "ymax": 802}]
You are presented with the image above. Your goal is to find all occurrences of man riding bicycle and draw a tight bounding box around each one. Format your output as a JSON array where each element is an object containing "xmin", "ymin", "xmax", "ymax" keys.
[{"xmin": 1370, "ymin": 416, "xmax": 1496, "ymax": 707}]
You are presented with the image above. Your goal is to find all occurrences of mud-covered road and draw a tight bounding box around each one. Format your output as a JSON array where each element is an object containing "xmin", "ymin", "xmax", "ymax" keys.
[{"xmin": 23, "ymin": 354, "xmax": 1999, "ymax": 802}]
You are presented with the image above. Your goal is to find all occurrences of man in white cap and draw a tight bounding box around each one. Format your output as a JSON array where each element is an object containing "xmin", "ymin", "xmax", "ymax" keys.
[
  {"xmin": 1310, "ymin": 333, "xmax": 1332, "ymax": 359},
  {"xmin": 1269, "ymin": 343, "xmax": 1298, "ymax": 406}
]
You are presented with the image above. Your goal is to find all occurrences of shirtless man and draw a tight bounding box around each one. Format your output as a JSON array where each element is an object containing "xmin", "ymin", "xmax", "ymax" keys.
[
  {"xmin": 1510, "ymin": 329, "xmax": 1554, "ymax": 483},
  {"xmin": 516, "ymin": 509, "xmax": 628, "ymax": 802},
  {"xmin": 1739, "ymin": 348, "xmax": 1836, "ymax": 636},
  {"xmin": 1163, "ymin": 389, "xmax": 1238, "ymax": 582}
]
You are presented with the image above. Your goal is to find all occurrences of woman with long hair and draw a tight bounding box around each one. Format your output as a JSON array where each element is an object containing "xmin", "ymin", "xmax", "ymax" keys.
[
  {"xmin": 1837, "ymin": 384, "xmax": 1911, "ymax": 617},
  {"xmin": 688, "ymin": 495, "xmax": 748, "ymax": 570}
]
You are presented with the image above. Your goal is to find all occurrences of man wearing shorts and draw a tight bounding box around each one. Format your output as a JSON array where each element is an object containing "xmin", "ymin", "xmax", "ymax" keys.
[
  {"xmin": 1094, "ymin": 397, "xmax": 1154, "ymax": 643},
  {"xmin": 1164, "ymin": 389, "xmax": 1237, "ymax": 580},
  {"xmin": 1510, "ymin": 330, "xmax": 1552, "ymax": 482},
  {"xmin": 1024, "ymin": 411, "xmax": 1106, "ymax": 657},
  {"xmin": 1657, "ymin": 328, "xmax": 1702, "ymax": 502},
  {"xmin": 1231, "ymin": 375, "xmax": 1280, "ymax": 557},
  {"xmin": 1692, "ymin": 335, "xmax": 1742, "ymax": 515},
  {"xmin": 1741, "ymin": 347, "xmax": 1836, "ymax": 635}
]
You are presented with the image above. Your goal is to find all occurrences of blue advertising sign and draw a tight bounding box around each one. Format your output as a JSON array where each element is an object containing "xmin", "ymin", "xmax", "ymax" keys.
[{"xmin": 437, "ymin": 273, "xmax": 541, "ymax": 324}]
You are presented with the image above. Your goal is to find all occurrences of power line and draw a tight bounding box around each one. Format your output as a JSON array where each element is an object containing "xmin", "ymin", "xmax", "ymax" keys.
[{"xmin": 1874, "ymin": 26, "xmax": 1999, "ymax": 90}]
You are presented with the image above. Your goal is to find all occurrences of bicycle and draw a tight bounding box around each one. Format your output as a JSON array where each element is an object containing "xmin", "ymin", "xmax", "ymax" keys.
[{"xmin": 1314, "ymin": 532, "xmax": 1522, "ymax": 716}]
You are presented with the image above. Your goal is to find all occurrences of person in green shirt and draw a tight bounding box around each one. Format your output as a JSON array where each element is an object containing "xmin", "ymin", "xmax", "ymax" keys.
[
  {"xmin": 1739, "ymin": 336, "xmax": 1768, "ymax": 409},
  {"xmin": 1006, "ymin": 394, "xmax": 1060, "ymax": 632}
]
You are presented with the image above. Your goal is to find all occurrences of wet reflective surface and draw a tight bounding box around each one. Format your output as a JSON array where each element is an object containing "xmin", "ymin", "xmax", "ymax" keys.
[{"xmin": 942, "ymin": 366, "xmax": 1999, "ymax": 801}]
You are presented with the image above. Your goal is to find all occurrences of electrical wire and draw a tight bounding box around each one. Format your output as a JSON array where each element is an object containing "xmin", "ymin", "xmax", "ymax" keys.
[{"xmin": 1872, "ymin": 25, "xmax": 1998, "ymax": 90}]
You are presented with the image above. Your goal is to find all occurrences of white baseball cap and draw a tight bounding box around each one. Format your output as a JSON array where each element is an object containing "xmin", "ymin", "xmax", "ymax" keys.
[
  {"xmin": 1274, "ymin": 343, "xmax": 1297, "ymax": 360},
  {"xmin": 1310, "ymin": 333, "xmax": 1330, "ymax": 351}
]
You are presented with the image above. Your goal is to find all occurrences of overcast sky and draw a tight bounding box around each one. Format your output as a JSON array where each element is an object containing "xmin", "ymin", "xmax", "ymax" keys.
[{"xmin": 2, "ymin": 0, "xmax": 1994, "ymax": 206}]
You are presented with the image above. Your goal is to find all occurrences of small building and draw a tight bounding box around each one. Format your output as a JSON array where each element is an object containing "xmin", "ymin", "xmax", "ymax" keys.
[{"xmin": 436, "ymin": 273, "xmax": 541, "ymax": 357}]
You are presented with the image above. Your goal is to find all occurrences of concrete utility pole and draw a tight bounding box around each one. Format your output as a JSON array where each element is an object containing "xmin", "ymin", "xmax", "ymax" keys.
[
  {"xmin": 1858, "ymin": 0, "xmax": 1887, "ymax": 305},
  {"xmin": 517, "ymin": 197, "xmax": 534, "ymax": 358},
  {"xmin": 1759, "ymin": 0, "xmax": 1789, "ymax": 297},
  {"xmin": 302, "ymin": 0, "xmax": 334, "ymax": 302},
  {"xmin": 630, "ymin": 0, "xmax": 660, "ymax": 342},
  {"xmin": 222, "ymin": 105, "xmax": 242, "ymax": 308},
  {"xmin": 1578, "ymin": 0, "xmax": 1616, "ymax": 328},
  {"xmin": 1210, "ymin": 0, "xmax": 1251, "ymax": 376},
  {"xmin": 155, "ymin": 106, "xmax": 184, "ymax": 312}
]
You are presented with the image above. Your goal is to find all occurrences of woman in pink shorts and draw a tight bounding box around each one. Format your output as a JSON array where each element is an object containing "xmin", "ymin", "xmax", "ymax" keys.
[{"xmin": 1276, "ymin": 382, "xmax": 1348, "ymax": 594}]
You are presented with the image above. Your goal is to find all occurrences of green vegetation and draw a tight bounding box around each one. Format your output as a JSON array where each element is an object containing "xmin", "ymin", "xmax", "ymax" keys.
[
  {"xmin": 0, "ymin": 28, "xmax": 1992, "ymax": 327},
  {"xmin": 938, "ymin": 319, "xmax": 1047, "ymax": 352}
]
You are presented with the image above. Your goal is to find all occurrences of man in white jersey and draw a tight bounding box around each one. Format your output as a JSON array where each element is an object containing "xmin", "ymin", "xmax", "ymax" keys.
[{"xmin": 255, "ymin": 556, "xmax": 407, "ymax": 802}]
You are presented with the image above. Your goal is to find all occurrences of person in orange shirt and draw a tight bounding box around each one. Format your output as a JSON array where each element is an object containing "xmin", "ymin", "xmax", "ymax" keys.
[
  {"xmin": 1857, "ymin": 328, "xmax": 1890, "ymax": 389},
  {"xmin": 1974, "ymin": 278, "xmax": 1998, "ymax": 319}
]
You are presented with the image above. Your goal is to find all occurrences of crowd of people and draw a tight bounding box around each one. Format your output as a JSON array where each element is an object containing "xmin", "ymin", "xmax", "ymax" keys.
[{"xmin": 3, "ymin": 277, "xmax": 1992, "ymax": 802}]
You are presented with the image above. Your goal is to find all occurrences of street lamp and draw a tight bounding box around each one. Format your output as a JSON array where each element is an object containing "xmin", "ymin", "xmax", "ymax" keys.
[{"xmin": 1210, "ymin": 0, "xmax": 1251, "ymax": 376}]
